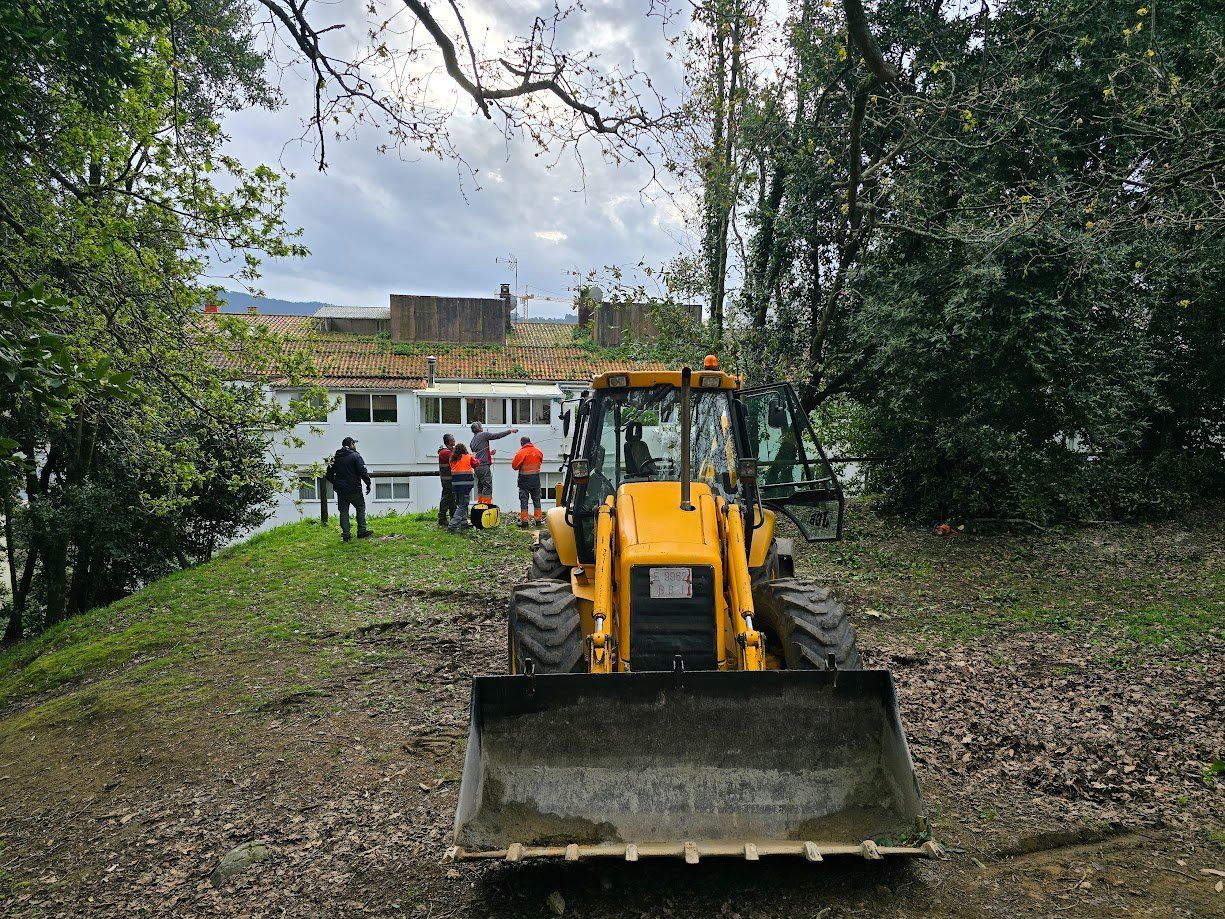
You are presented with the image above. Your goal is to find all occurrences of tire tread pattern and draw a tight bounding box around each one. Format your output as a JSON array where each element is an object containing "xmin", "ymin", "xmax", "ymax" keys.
[
  {"xmin": 528, "ymin": 534, "xmax": 569, "ymax": 582},
  {"xmin": 509, "ymin": 580, "xmax": 584, "ymax": 673},
  {"xmin": 751, "ymin": 577, "xmax": 863, "ymax": 670}
]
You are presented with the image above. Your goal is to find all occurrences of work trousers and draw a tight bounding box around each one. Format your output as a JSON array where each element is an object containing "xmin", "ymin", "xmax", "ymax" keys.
[
  {"xmin": 517, "ymin": 473, "xmax": 542, "ymax": 519},
  {"xmin": 474, "ymin": 464, "xmax": 494, "ymax": 503},
  {"xmin": 337, "ymin": 489, "xmax": 367, "ymax": 539},
  {"xmin": 449, "ymin": 484, "xmax": 473, "ymax": 531},
  {"xmin": 438, "ymin": 478, "xmax": 455, "ymax": 526}
]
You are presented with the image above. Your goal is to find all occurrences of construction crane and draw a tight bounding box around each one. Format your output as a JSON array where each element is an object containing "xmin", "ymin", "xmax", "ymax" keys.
[{"xmin": 518, "ymin": 288, "xmax": 575, "ymax": 321}]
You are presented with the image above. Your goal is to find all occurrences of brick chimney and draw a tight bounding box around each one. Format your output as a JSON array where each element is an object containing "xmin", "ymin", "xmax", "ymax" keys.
[
  {"xmin": 500, "ymin": 283, "xmax": 514, "ymax": 332},
  {"xmin": 247, "ymin": 305, "xmax": 258, "ymax": 315},
  {"xmin": 203, "ymin": 301, "xmax": 219, "ymax": 314}
]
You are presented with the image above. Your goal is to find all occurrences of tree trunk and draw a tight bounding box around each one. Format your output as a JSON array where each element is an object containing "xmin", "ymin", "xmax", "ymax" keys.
[
  {"xmin": 42, "ymin": 538, "xmax": 68, "ymax": 626},
  {"xmin": 2, "ymin": 489, "xmax": 22, "ymax": 644},
  {"xmin": 706, "ymin": 25, "xmax": 729, "ymax": 335}
]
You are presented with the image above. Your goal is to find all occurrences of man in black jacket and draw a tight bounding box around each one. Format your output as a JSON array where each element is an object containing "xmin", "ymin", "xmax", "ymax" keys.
[{"xmin": 326, "ymin": 437, "xmax": 373, "ymax": 541}]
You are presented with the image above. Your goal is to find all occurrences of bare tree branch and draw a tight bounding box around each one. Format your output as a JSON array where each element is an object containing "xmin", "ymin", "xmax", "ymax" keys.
[{"xmin": 842, "ymin": 0, "xmax": 899, "ymax": 84}]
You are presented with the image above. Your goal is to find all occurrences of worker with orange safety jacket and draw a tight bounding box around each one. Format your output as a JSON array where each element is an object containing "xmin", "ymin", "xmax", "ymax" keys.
[
  {"xmin": 447, "ymin": 443, "xmax": 479, "ymax": 532},
  {"xmin": 436, "ymin": 433, "xmax": 456, "ymax": 527},
  {"xmin": 510, "ymin": 436, "xmax": 545, "ymax": 528}
]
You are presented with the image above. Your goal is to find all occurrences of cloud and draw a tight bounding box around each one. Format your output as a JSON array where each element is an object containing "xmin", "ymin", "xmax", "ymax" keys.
[{"xmin": 217, "ymin": 0, "xmax": 693, "ymax": 320}]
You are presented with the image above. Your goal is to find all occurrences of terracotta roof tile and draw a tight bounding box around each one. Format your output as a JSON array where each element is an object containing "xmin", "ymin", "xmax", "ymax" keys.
[{"xmin": 213, "ymin": 315, "xmax": 665, "ymax": 387}]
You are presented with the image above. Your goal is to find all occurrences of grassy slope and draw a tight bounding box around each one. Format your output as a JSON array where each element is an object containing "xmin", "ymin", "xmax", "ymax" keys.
[
  {"xmin": 803, "ymin": 502, "xmax": 1224, "ymax": 665},
  {"xmin": 0, "ymin": 513, "xmax": 531, "ymax": 735},
  {"xmin": 1, "ymin": 502, "xmax": 1222, "ymax": 916},
  {"xmin": 3, "ymin": 504, "xmax": 1223, "ymax": 729}
]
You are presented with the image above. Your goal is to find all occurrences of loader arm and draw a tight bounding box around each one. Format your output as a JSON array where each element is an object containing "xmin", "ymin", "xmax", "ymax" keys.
[
  {"xmin": 723, "ymin": 502, "xmax": 764, "ymax": 670},
  {"xmin": 589, "ymin": 501, "xmax": 616, "ymax": 673}
]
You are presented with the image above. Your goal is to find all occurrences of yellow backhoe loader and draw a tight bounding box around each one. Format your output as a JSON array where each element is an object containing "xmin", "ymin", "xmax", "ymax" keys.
[{"xmin": 451, "ymin": 359, "xmax": 939, "ymax": 863}]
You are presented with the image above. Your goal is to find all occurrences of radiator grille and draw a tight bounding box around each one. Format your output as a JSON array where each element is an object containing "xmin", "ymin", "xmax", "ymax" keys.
[{"xmin": 628, "ymin": 565, "xmax": 717, "ymax": 671}]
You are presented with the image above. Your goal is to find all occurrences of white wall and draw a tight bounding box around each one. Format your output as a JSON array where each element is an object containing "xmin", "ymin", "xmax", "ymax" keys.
[{"xmin": 260, "ymin": 386, "xmax": 578, "ymax": 531}]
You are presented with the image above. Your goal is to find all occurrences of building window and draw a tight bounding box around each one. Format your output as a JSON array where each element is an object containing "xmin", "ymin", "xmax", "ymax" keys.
[
  {"xmin": 297, "ymin": 477, "xmax": 333, "ymax": 500},
  {"xmin": 421, "ymin": 396, "xmax": 461, "ymax": 424},
  {"xmin": 373, "ymin": 479, "xmax": 411, "ymax": 501},
  {"xmin": 372, "ymin": 394, "xmax": 398, "ymax": 422},
  {"xmin": 513, "ymin": 398, "xmax": 552, "ymax": 425},
  {"xmin": 292, "ymin": 392, "xmax": 328, "ymax": 422},
  {"xmin": 345, "ymin": 393, "xmax": 398, "ymax": 423},
  {"xmin": 539, "ymin": 470, "xmax": 564, "ymax": 503},
  {"xmin": 463, "ymin": 397, "xmax": 508, "ymax": 426}
]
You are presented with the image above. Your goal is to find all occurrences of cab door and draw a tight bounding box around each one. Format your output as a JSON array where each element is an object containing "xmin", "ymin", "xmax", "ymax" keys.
[{"xmin": 740, "ymin": 382, "xmax": 844, "ymax": 541}]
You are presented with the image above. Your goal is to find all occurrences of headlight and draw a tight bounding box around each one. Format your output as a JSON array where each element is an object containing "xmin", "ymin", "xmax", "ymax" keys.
[
  {"xmin": 737, "ymin": 457, "xmax": 758, "ymax": 482},
  {"xmin": 571, "ymin": 459, "xmax": 591, "ymax": 481},
  {"xmin": 607, "ymin": 374, "xmax": 629, "ymax": 388},
  {"xmin": 699, "ymin": 374, "xmax": 722, "ymax": 388}
]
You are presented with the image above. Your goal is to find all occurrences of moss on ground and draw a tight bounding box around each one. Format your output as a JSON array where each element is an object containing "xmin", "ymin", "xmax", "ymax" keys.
[
  {"xmin": 4, "ymin": 500, "xmax": 1221, "ymax": 736},
  {"xmin": 795, "ymin": 500, "xmax": 1224, "ymax": 660},
  {"xmin": 0, "ymin": 511, "xmax": 532, "ymax": 733}
]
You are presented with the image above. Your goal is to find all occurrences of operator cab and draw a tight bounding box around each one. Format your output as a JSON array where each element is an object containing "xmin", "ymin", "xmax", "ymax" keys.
[{"xmin": 562, "ymin": 365, "xmax": 844, "ymax": 565}]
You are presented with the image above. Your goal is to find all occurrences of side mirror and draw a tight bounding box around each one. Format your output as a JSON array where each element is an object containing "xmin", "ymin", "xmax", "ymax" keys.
[
  {"xmin": 561, "ymin": 409, "xmax": 572, "ymax": 436},
  {"xmin": 767, "ymin": 400, "xmax": 787, "ymax": 429}
]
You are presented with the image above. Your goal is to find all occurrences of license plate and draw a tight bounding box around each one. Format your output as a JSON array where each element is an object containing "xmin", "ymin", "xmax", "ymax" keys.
[{"xmin": 649, "ymin": 567, "xmax": 693, "ymax": 599}]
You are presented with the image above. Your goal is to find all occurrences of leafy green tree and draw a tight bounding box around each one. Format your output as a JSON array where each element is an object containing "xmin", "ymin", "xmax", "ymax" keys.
[
  {"xmin": 0, "ymin": 0, "xmax": 317, "ymax": 641},
  {"xmin": 681, "ymin": 0, "xmax": 1223, "ymax": 521}
]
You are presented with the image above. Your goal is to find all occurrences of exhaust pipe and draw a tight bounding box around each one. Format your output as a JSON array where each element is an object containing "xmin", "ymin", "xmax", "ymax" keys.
[{"xmin": 679, "ymin": 366, "xmax": 693, "ymax": 511}]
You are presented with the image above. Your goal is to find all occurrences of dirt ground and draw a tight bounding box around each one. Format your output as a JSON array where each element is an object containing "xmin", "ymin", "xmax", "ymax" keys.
[{"xmin": 1, "ymin": 509, "xmax": 1222, "ymax": 917}]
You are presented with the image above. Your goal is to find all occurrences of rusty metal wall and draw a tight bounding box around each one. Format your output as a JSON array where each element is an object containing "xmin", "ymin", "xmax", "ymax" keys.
[
  {"xmin": 593, "ymin": 301, "xmax": 701, "ymax": 348},
  {"xmin": 390, "ymin": 294, "xmax": 511, "ymax": 344}
]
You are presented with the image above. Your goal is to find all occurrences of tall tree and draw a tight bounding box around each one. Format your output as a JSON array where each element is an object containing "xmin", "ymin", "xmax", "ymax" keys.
[{"xmin": 684, "ymin": 0, "xmax": 1223, "ymax": 520}]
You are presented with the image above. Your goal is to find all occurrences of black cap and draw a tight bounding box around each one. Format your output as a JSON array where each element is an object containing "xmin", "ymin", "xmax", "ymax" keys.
[{"xmin": 342, "ymin": 436, "xmax": 357, "ymax": 447}]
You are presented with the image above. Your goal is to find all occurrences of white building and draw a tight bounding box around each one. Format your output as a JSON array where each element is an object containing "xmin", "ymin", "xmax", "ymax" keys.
[{"xmin": 227, "ymin": 297, "xmax": 662, "ymax": 529}]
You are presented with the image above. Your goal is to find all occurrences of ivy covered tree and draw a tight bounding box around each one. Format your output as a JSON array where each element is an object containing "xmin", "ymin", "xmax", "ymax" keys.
[
  {"xmin": 0, "ymin": 0, "xmax": 678, "ymax": 642},
  {"xmin": 0, "ymin": 0, "xmax": 319, "ymax": 641},
  {"xmin": 677, "ymin": 0, "xmax": 1223, "ymax": 522}
]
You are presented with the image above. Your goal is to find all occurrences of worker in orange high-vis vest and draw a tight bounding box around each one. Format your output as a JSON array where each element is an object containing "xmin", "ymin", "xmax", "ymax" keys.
[
  {"xmin": 510, "ymin": 436, "xmax": 545, "ymax": 528},
  {"xmin": 447, "ymin": 443, "xmax": 479, "ymax": 532}
]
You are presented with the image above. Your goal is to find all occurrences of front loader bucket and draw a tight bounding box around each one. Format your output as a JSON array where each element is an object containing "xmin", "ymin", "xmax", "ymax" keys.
[{"xmin": 451, "ymin": 669, "xmax": 938, "ymax": 862}]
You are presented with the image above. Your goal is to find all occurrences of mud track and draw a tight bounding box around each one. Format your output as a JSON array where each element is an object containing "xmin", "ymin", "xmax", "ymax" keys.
[{"xmin": 1, "ymin": 529, "xmax": 1222, "ymax": 916}]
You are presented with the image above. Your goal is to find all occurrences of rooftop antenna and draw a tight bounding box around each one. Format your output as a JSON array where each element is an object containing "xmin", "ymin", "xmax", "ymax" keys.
[{"xmin": 496, "ymin": 254, "xmax": 520, "ymax": 319}]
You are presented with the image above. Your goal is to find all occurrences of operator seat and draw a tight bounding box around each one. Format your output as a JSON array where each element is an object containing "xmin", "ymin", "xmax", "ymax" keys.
[{"xmin": 624, "ymin": 422, "xmax": 657, "ymax": 478}]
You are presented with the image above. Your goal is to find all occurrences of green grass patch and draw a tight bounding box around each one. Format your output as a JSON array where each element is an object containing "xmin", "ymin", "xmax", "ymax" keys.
[
  {"xmin": 0, "ymin": 512, "xmax": 531, "ymax": 728},
  {"xmin": 911, "ymin": 594, "xmax": 1222, "ymax": 654}
]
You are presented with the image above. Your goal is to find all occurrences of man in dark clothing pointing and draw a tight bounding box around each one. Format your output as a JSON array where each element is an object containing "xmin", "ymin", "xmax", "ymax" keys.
[
  {"xmin": 469, "ymin": 421, "xmax": 517, "ymax": 505},
  {"xmin": 326, "ymin": 436, "xmax": 373, "ymax": 541}
]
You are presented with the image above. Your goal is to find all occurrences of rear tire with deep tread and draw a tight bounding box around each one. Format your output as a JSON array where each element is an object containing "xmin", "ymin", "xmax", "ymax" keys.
[
  {"xmin": 752, "ymin": 577, "xmax": 863, "ymax": 670},
  {"xmin": 508, "ymin": 580, "xmax": 585, "ymax": 674},
  {"xmin": 749, "ymin": 538, "xmax": 780, "ymax": 590},
  {"xmin": 528, "ymin": 534, "xmax": 569, "ymax": 582}
]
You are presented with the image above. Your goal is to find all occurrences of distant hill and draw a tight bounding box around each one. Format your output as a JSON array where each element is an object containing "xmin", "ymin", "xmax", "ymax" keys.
[{"xmin": 212, "ymin": 290, "xmax": 362, "ymax": 316}]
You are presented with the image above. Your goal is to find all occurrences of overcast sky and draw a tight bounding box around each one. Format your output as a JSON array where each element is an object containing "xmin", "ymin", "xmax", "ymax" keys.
[{"xmin": 217, "ymin": 0, "xmax": 692, "ymax": 319}]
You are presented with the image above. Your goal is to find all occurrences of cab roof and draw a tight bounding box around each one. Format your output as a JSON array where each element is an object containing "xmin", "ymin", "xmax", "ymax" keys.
[{"xmin": 590, "ymin": 369, "xmax": 741, "ymax": 391}]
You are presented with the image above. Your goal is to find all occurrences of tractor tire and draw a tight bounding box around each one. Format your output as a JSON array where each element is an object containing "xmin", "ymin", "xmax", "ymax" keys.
[
  {"xmin": 752, "ymin": 578, "xmax": 863, "ymax": 671},
  {"xmin": 528, "ymin": 534, "xmax": 569, "ymax": 582},
  {"xmin": 508, "ymin": 580, "xmax": 585, "ymax": 674},
  {"xmin": 749, "ymin": 539, "xmax": 780, "ymax": 590}
]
